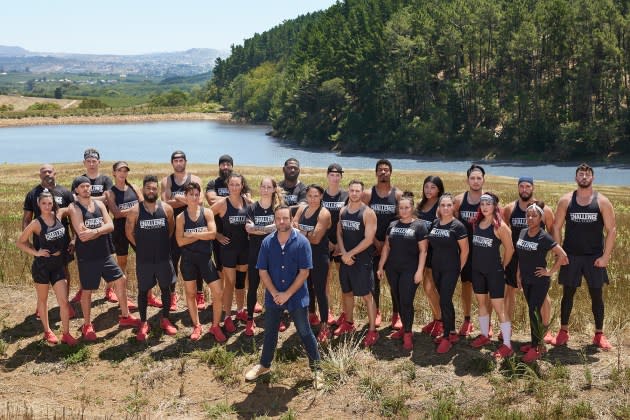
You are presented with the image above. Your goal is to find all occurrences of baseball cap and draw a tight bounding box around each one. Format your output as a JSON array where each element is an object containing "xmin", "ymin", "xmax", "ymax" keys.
[
  {"xmin": 72, "ymin": 175, "xmax": 91, "ymax": 191},
  {"xmin": 219, "ymin": 154, "xmax": 234, "ymax": 165},
  {"xmin": 327, "ymin": 163, "xmax": 344, "ymax": 174},
  {"xmin": 113, "ymin": 161, "xmax": 130, "ymax": 171},
  {"xmin": 171, "ymin": 150, "xmax": 186, "ymax": 161}
]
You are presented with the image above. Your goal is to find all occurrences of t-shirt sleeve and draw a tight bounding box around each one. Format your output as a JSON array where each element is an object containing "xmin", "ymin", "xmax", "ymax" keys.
[
  {"xmin": 103, "ymin": 176, "xmax": 114, "ymax": 191},
  {"xmin": 206, "ymin": 179, "xmax": 216, "ymax": 193},
  {"xmin": 415, "ymin": 221, "xmax": 428, "ymax": 241},
  {"xmin": 541, "ymin": 231, "xmax": 557, "ymax": 252},
  {"xmin": 386, "ymin": 220, "xmax": 396, "ymax": 237},
  {"xmin": 23, "ymin": 191, "xmax": 35, "ymax": 212},
  {"xmin": 453, "ymin": 220, "xmax": 468, "ymax": 240},
  {"xmin": 297, "ymin": 184, "xmax": 308, "ymax": 203}
]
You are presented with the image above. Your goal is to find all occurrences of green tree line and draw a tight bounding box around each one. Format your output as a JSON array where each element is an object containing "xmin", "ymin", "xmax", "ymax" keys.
[{"xmin": 206, "ymin": 0, "xmax": 630, "ymax": 159}]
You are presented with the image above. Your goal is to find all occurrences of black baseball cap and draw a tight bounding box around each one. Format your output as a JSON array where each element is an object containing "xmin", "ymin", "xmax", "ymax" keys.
[
  {"xmin": 170, "ymin": 150, "xmax": 186, "ymax": 161},
  {"xmin": 327, "ymin": 163, "xmax": 344, "ymax": 174},
  {"xmin": 219, "ymin": 154, "xmax": 234, "ymax": 165},
  {"xmin": 71, "ymin": 175, "xmax": 91, "ymax": 191}
]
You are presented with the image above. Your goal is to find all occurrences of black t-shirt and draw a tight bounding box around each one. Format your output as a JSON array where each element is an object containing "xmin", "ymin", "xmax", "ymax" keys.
[
  {"xmin": 83, "ymin": 173, "xmax": 113, "ymax": 197},
  {"xmin": 516, "ymin": 228, "xmax": 557, "ymax": 284},
  {"xmin": 279, "ymin": 180, "xmax": 307, "ymax": 206},
  {"xmin": 385, "ymin": 219, "xmax": 427, "ymax": 270},
  {"xmin": 427, "ymin": 218, "xmax": 468, "ymax": 272}
]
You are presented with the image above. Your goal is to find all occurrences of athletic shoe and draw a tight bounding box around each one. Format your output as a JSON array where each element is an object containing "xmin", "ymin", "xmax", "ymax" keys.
[
  {"xmin": 190, "ymin": 324, "xmax": 202, "ymax": 341},
  {"xmin": 81, "ymin": 323, "xmax": 97, "ymax": 341},
  {"xmin": 209, "ymin": 325, "xmax": 227, "ymax": 343},
  {"xmin": 245, "ymin": 319, "xmax": 256, "ymax": 336},
  {"xmin": 223, "ymin": 316, "xmax": 236, "ymax": 333},
  {"xmin": 458, "ymin": 319, "xmax": 474, "ymax": 337},
  {"xmin": 492, "ymin": 344, "xmax": 514, "ymax": 359},
  {"xmin": 61, "ymin": 332, "xmax": 78, "ymax": 346},
  {"xmin": 448, "ymin": 333, "xmax": 459, "ymax": 344},
  {"xmin": 169, "ymin": 293, "xmax": 178, "ymax": 312},
  {"xmin": 363, "ymin": 330, "xmax": 379, "ymax": 347},
  {"xmin": 309, "ymin": 313, "xmax": 321, "ymax": 326},
  {"xmin": 245, "ymin": 364, "xmax": 270, "ymax": 381},
  {"xmin": 127, "ymin": 300, "xmax": 138, "ymax": 311},
  {"xmin": 333, "ymin": 321, "xmax": 356, "ymax": 337},
  {"xmin": 70, "ymin": 289, "xmax": 82, "ymax": 304},
  {"xmin": 105, "ymin": 287, "xmax": 118, "ymax": 303},
  {"xmin": 313, "ymin": 370, "xmax": 324, "ymax": 390},
  {"xmin": 44, "ymin": 330, "xmax": 58, "ymax": 345},
  {"xmin": 375, "ymin": 311, "xmax": 382, "ymax": 328},
  {"xmin": 522, "ymin": 347, "xmax": 543, "ymax": 363},
  {"xmin": 550, "ymin": 329, "xmax": 569, "ymax": 346},
  {"xmin": 471, "ymin": 334, "xmax": 491, "ymax": 348},
  {"xmin": 402, "ymin": 332, "xmax": 413, "ymax": 350},
  {"xmin": 390, "ymin": 312, "xmax": 402, "ymax": 330},
  {"xmin": 68, "ymin": 305, "xmax": 76, "ymax": 319},
  {"xmin": 335, "ymin": 312, "xmax": 346, "ymax": 326},
  {"xmin": 390, "ymin": 329, "xmax": 404, "ymax": 340},
  {"xmin": 520, "ymin": 343, "xmax": 533, "ymax": 353},
  {"xmin": 278, "ymin": 321, "xmax": 287, "ymax": 332},
  {"xmin": 254, "ymin": 302, "xmax": 263, "ymax": 313},
  {"xmin": 543, "ymin": 331, "xmax": 554, "ymax": 344},
  {"xmin": 196, "ymin": 292, "xmax": 206, "ymax": 310},
  {"xmin": 119, "ymin": 315, "xmax": 141, "ymax": 328},
  {"xmin": 236, "ymin": 309, "xmax": 248, "ymax": 323},
  {"xmin": 327, "ymin": 310, "xmax": 336, "ymax": 326},
  {"xmin": 431, "ymin": 321, "xmax": 444, "ymax": 338},
  {"xmin": 436, "ymin": 337, "xmax": 453, "ymax": 354},
  {"xmin": 160, "ymin": 318, "xmax": 177, "ymax": 335},
  {"xmin": 136, "ymin": 322, "xmax": 150, "ymax": 342},
  {"xmin": 593, "ymin": 332, "xmax": 612, "ymax": 350},
  {"xmin": 421, "ymin": 320, "xmax": 436, "ymax": 334},
  {"xmin": 317, "ymin": 326, "xmax": 331, "ymax": 343},
  {"xmin": 147, "ymin": 293, "xmax": 163, "ymax": 308}
]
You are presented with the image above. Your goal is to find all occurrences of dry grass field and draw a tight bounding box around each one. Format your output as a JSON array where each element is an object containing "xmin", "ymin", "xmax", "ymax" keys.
[
  {"xmin": 0, "ymin": 94, "xmax": 80, "ymax": 111},
  {"xmin": 0, "ymin": 162, "xmax": 628, "ymax": 419}
]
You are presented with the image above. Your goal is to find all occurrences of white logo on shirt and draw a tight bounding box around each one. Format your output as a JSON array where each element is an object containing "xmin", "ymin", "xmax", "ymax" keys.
[
  {"xmin": 473, "ymin": 235, "xmax": 493, "ymax": 248},
  {"xmin": 516, "ymin": 238, "xmax": 538, "ymax": 251},
  {"xmin": 341, "ymin": 220, "xmax": 361, "ymax": 231},
  {"xmin": 569, "ymin": 213, "xmax": 598, "ymax": 223},
  {"xmin": 139, "ymin": 219, "xmax": 166, "ymax": 229}
]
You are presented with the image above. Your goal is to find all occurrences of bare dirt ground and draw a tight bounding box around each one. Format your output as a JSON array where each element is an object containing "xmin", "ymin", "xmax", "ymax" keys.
[
  {"xmin": 0, "ymin": 283, "xmax": 628, "ymax": 419},
  {"xmin": 0, "ymin": 94, "xmax": 80, "ymax": 111}
]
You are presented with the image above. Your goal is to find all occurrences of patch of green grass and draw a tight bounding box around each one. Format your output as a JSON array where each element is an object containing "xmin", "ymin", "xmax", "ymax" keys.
[
  {"xmin": 380, "ymin": 392, "xmax": 410, "ymax": 418},
  {"xmin": 204, "ymin": 401, "xmax": 236, "ymax": 419},
  {"xmin": 0, "ymin": 338, "xmax": 8, "ymax": 356},
  {"xmin": 429, "ymin": 389, "xmax": 462, "ymax": 420},
  {"xmin": 358, "ymin": 374, "xmax": 384, "ymax": 401},
  {"xmin": 200, "ymin": 346, "xmax": 239, "ymax": 385},
  {"xmin": 320, "ymin": 335, "xmax": 362, "ymax": 388},
  {"xmin": 62, "ymin": 345, "xmax": 91, "ymax": 366},
  {"xmin": 124, "ymin": 386, "xmax": 149, "ymax": 415}
]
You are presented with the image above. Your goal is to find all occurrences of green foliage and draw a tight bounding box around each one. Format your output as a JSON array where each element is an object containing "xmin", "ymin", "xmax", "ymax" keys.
[
  {"xmin": 203, "ymin": 401, "xmax": 236, "ymax": 419},
  {"xmin": 0, "ymin": 104, "xmax": 13, "ymax": 112},
  {"xmin": 26, "ymin": 102, "xmax": 61, "ymax": 111},
  {"xmin": 62, "ymin": 345, "xmax": 91, "ymax": 366},
  {"xmin": 78, "ymin": 98, "xmax": 108, "ymax": 109},
  {"xmin": 149, "ymin": 89, "xmax": 189, "ymax": 107}
]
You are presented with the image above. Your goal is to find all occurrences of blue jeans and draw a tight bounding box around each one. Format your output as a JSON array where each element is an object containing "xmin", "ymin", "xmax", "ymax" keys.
[{"xmin": 260, "ymin": 305, "xmax": 320, "ymax": 369}]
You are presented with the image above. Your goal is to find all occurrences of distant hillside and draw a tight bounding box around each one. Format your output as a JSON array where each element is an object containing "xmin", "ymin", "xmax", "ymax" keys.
[
  {"xmin": 0, "ymin": 46, "xmax": 227, "ymax": 77},
  {"xmin": 0, "ymin": 94, "xmax": 80, "ymax": 111}
]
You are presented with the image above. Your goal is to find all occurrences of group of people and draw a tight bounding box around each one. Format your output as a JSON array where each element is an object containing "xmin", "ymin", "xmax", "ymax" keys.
[{"xmin": 18, "ymin": 151, "xmax": 616, "ymax": 387}]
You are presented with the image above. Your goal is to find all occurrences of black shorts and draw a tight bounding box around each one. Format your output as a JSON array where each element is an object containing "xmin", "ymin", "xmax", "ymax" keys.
[
  {"xmin": 213, "ymin": 239, "xmax": 223, "ymax": 271},
  {"xmin": 472, "ymin": 268, "xmax": 505, "ymax": 299},
  {"xmin": 137, "ymin": 261, "xmax": 177, "ymax": 290},
  {"xmin": 558, "ymin": 255, "xmax": 609, "ymax": 288},
  {"xmin": 460, "ymin": 255, "xmax": 473, "ymax": 283},
  {"xmin": 504, "ymin": 254, "xmax": 518, "ymax": 288},
  {"xmin": 220, "ymin": 242, "xmax": 248, "ymax": 268},
  {"xmin": 32, "ymin": 256, "xmax": 66, "ymax": 285},
  {"xmin": 112, "ymin": 219, "xmax": 135, "ymax": 256},
  {"xmin": 181, "ymin": 251, "xmax": 220, "ymax": 283},
  {"xmin": 339, "ymin": 258, "xmax": 373, "ymax": 297},
  {"xmin": 78, "ymin": 255, "xmax": 124, "ymax": 290},
  {"xmin": 170, "ymin": 236, "xmax": 182, "ymax": 275}
]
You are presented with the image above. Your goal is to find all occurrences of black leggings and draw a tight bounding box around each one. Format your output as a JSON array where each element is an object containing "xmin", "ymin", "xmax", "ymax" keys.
[
  {"xmin": 247, "ymin": 259, "xmax": 260, "ymax": 319},
  {"xmin": 386, "ymin": 267, "xmax": 419, "ymax": 333},
  {"xmin": 138, "ymin": 285, "xmax": 171, "ymax": 322},
  {"xmin": 373, "ymin": 255, "xmax": 399, "ymax": 313},
  {"xmin": 308, "ymin": 252, "xmax": 330, "ymax": 323},
  {"xmin": 236, "ymin": 270, "xmax": 246, "ymax": 290},
  {"xmin": 433, "ymin": 269, "xmax": 459, "ymax": 338},
  {"xmin": 561, "ymin": 285, "xmax": 604, "ymax": 330},
  {"xmin": 522, "ymin": 280, "xmax": 550, "ymax": 346}
]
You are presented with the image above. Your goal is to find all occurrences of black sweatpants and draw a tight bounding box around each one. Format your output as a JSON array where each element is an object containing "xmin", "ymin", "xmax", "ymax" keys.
[
  {"xmin": 386, "ymin": 267, "xmax": 419, "ymax": 333},
  {"xmin": 561, "ymin": 285, "xmax": 605, "ymax": 330},
  {"xmin": 433, "ymin": 269, "xmax": 459, "ymax": 338},
  {"xmin": 522, "ymin": 279, "xmax": 550, "ymax": 346},
  {"xmin": 308, "ymin": 252, "xmax": 330, "ymax": 323}
]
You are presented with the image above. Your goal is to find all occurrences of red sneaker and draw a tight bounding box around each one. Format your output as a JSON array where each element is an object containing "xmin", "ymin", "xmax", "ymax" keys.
[
  {"xmin": 375, "ymin": 311, "xmax": 382, "ymax": 328},
  {"xmin": 448, "ymin": 333, "xmax": 459, "ymax": 344},
  {"xmin": 421, "ymin": 320, "xmax": 436, "ymax": 334},
  {"xmin": 81, "ymin": 323, "xmax": 97, "ymax": 341},
  {"xmin": 492, "ymin": 344, "xmax": 514, "ymax": 359},
  {"xmin": 105, "ymin": 287, "xmax": 118, "ymax": 303},
  {"xmin": 522, "ymin": 347, "xmax": 543, "ymax": 363},
  {"xmin": 61, "ymin": 332, "xmax": 78, "ymax": 346},
  {"xmin": 169, "ymin": 293, "xmax": 178, "ymax": 312},
  {"xmin": 70, "ymin": 289, "xmax": 82, "ymax": 304},
  {"xmin": 44, "ymin": 330, "xmax": 58, "ymax": 345},
  {"xmin": 196, "ymin": 292, "xmax": 206, "ymax": 310},
  {"xmin": 520, "ymin": 343, "xmax": 533, "ymax": 353},
  {"xmin": 309, "ymin": 313, "xmax": 321, "ymax": 326},
  {"xmin": 278, "ymin": 321, "xmax": 287, "ymax": 332},
  {"xmin": 209, "ymin": 325, "xmax": 227, "ymax": 343},
  {"xmin": 550, "ymin": 329, "xmax": 569, "ymax": 346},
  {"xmin": 471, "ymin": 334, "xmax": 491, "ymax": 348},
  {"xmin": 317, "ymin": 326, "xmax": 331, "ymax": 343},
  {"xmin": 593, "ymin": 333, "xmax": 612, "ymax": 350},
  {"xmin": 363, "ymin": 330, "xmax": 379, "ymax": 347},
  {"xmin": 402, "ymin": 332, "xmax": 413, "ymax": 350},
  {"xmin": 190, "ymin": 324, "xmax": 202, "ymax": 341},
  {"xmin": 327, "ymin": 310, "xmax": 336, "ymax": 326},
  {"xmin": 223, "ymin": 316, "xmax": 236, "ymax": 333},
  {"xmin": 543, "ymin": 331, "xmax": 554, "ymax": 344},
  {"xmin": 160, "ymin": 318, "xmax": 177, "ymax": 335},
  {"xmin": 431, "ymin": 321, "xmax": 444, "ymax": 338},
  {"xmin": 127, "ymin": 300, "xmax": 138, "ymax": 311},
  {"xmin": 335, "ymin": 312, "xmax": 346, "ymax": 326},
  {"xmin": 254, "ymin": 302, "xmax": 263, "ymax": 313},
  {"xmin": 245, "ymin": 319, "xmax": 256, "ymax": 336},
  {"xmin": 119, "ymin": 315, "xmax": 141, "ymax": 328},
  {"xmin": 236, "ymin": 309, "xmax": 248, "ymax": 323},
  {"xmin": 136, "ymin": 322, "xmax": 150, "ymax": 342},
  {"xmin": 436, "ymin": 337, "xmax": 452, "ymax": 353},
  {"xmin": 333, "ymin": 321, "xmax": 356, "ymax": 337},
  {"xmin": 390, "ymin": 312, "xmax": 402, "ymax": 330},
  {"xmin": 458, "ymin": 319, "xmax": 474, "ymax": 337},
  {"xmin": 390, "ymin": 329, "xmax": 404, "ymax": 340},
  {"xmin": 147, "ymin": 293, "xmax": 163, "ymax": 308}
]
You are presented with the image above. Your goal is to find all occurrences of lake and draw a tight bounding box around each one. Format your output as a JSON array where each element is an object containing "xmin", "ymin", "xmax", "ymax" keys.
[{"xmin": 2, "ymin": 120, "xmax": 628, "ymax": 185}]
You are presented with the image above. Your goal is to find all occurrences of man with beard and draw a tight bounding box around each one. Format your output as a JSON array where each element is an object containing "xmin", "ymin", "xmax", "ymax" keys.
[
  {"xmin": 279, "ymin": 158, "xmax": 307, "ymax": 215},
  {"xmin": 23, "ymin": 164, "xmax": 75, "ymax": 315},
  {"xmin": 361, "ymin": 159, "xmax": 402, "ymax": 328},
  {"xmin": 502, "ymin": 177, "xmax": 555, "ymax": 342},
  {"xmin": 551, "ymin": 163, "xmax": 616, "ymax": 350},
  {"xmin": 125, "ymin": 175, "xmax": 178, "ymax": 341},
  {"xmin": 161, "ymin": 150, "xmax": 202, "ymax": 310}
]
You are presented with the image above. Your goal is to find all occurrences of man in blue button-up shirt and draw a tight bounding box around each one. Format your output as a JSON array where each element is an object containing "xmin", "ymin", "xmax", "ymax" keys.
[{"xmin": 245, "ymin": 205, "xmax": 322, "ymax": 389}]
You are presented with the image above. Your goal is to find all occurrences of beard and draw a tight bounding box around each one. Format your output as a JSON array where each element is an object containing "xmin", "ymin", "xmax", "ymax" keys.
[
  {"xmin": 284, "ymin": 172, "xmax": 299, "ymax": 182},
  {"xmin": 145, "ymin": 193, "xmax": 158, "ymax": 203},
  {"xmin": 219, "ymin": 168, "xmax": 232, "ymax": 180},
  {"xmin": 519, "ymin": 191, "xmax": 533, "ymax": 201},
  {"xmin": 577, "ymin": 179, "xmax": 592, "ymax": 189}
]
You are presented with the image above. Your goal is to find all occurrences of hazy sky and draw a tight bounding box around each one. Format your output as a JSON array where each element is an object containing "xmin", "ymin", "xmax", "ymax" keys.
[{"xmin": 3, "ymin": 0, "xmax": 338, "ymax": 54}]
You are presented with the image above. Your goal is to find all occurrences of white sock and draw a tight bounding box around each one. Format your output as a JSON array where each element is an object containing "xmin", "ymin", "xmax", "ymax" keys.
[
  {"xmin": 500, "ymin": 321, "xmax": 512, "ymax": 348},
  {"xmin": 479, "ymin": 315, "xmax": 490, "ymax": 337}
]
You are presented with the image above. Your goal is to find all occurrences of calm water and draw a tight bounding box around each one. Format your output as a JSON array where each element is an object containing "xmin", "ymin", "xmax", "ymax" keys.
[{"xmin": 2, "ymin": 120, "xmax": 629, "ymax": 186}]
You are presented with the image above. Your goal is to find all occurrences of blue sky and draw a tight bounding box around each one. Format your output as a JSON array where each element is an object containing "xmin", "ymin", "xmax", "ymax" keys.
[{"xmin": 3, "ymin": 0, "xmax": 338, "ymax": 54}]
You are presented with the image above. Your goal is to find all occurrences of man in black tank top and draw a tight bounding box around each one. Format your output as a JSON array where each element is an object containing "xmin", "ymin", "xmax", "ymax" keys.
[
  {"xmin": 160, "ymin": 150, "xmax": 203, "ymax": 311},
  {"xmin": 551, "ymin": 163, "xmax": 617, "ymax": 350},
  {"xmin": 125, "ymin": 175, "xmax": 178, "ymax": 341},
  {"xmin": 361, "ymin": 159, "xmax": 402, "ymax": 329},
  {"xmin": 68, "ymin": 176, "xmax": 140, "ymax": 341}
]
